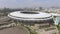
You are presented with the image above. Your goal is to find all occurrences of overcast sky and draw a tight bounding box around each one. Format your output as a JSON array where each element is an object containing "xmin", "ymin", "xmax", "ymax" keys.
[{"xmin": 0, "ymin": 0, "xmax": 60, "ymax": 8}]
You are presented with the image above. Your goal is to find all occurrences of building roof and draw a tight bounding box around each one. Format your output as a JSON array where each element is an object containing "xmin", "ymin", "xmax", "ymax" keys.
[{"xmin": 8, "ymin": 11, "xmax": 53, "ymax": 21}]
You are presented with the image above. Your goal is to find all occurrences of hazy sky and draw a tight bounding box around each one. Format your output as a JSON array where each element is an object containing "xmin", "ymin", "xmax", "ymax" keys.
[{"xmin": 0, "ymin": 0, "xmax": 60, "ymax": 8}]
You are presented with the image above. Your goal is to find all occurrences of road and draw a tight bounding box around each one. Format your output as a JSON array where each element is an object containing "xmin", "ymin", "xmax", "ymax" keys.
[{"xmin": 0, "ymin": 16, "xmax": 11, "ymax": 24}]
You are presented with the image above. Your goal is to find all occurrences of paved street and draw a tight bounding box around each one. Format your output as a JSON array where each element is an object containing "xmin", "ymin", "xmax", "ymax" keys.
[
  {"xmin": 0, "ymin": 27, "xmax": 30, "ymax": 34},
  {"xmin": 0, "ymin": 16, "xmax": 30, "ymax": 34}
]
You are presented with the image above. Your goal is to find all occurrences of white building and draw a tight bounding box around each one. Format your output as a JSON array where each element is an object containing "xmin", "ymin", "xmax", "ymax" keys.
[{"xmin": 8, "ymin": 11, "xmax": 54, "ymax": 25}]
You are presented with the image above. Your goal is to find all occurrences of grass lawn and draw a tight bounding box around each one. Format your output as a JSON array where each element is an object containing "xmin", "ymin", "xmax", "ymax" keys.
[
  {"xmin": 25, "ymin": 27, "xmax": 37, "ymax": 34},
  {"xmin": 56, "ymin": 25, "xmax": 60, "ymax": 34}
]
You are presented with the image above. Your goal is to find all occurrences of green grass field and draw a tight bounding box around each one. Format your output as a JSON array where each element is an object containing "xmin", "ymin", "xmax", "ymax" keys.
[{"xmin": 56, "ymin": 25, "xmax": 60, "ymax": 34}]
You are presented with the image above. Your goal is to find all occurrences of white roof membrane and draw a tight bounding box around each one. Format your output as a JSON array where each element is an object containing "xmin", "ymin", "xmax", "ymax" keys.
[{"xmin": 8, "ymin": 11, "xmax": 53, "ymax": 21}]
